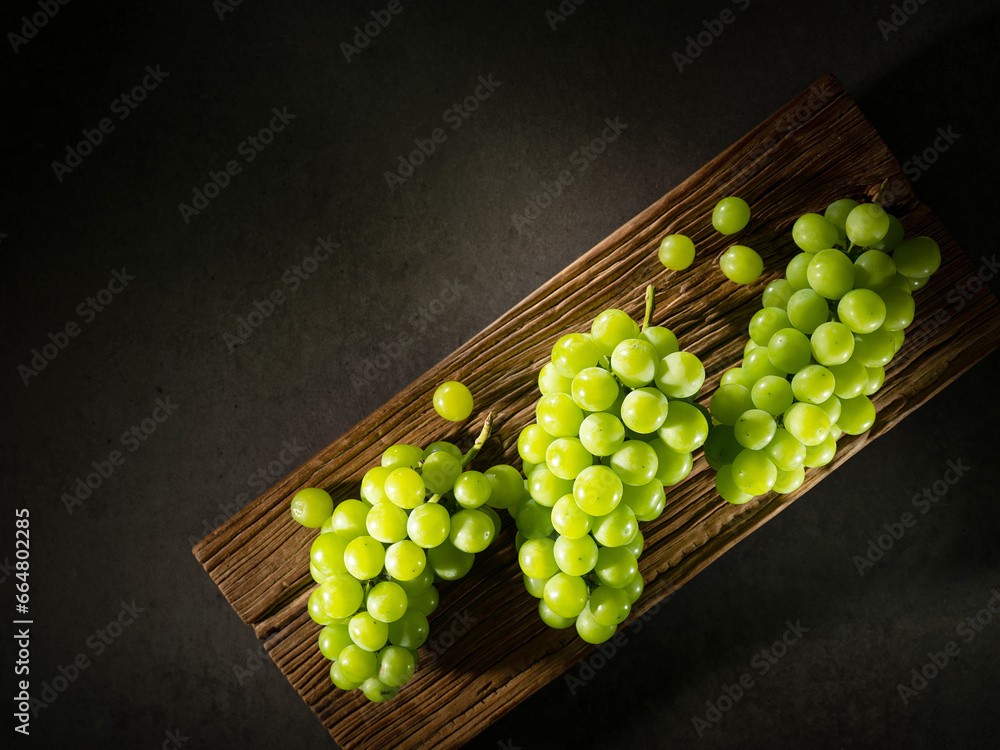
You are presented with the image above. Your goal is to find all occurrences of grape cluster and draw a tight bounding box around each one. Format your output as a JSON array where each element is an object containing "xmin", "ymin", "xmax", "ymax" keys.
[
  {"xmin": 706, "ymin": 197, "xmax": 942, "ymax": 502},
  {"xmin": 514, "ymin": 288, "xmax": 709, "ymax": 644},
  {"xmin": 290, "ymin": 415, "xmax": 524, "ymax": 702}
]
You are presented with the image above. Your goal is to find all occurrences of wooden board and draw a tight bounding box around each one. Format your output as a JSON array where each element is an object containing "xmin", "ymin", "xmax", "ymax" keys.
[{"xmin": 193, "ymin": 75, "xmax": 1000, "ymax": 749}]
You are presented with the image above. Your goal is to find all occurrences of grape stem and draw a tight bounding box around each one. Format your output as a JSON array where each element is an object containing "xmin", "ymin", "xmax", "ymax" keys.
[
  {"xmin": 640, "ymin": 284, "xmax": 656, "ymax": 332},
  {"xmin": 428, "ymin": 412, "xmax": 494, "ymax": 503}
]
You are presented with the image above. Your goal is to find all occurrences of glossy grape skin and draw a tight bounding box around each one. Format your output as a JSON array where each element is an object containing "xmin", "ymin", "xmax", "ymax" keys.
[
  {"xmin": 656, "ymin": 400, "xmax": 709, "ymax": 452},
  {"xmin": 837, "ymin": 288, "xmax": 887, "ymax": 334},
  {"xmin": 893, "ymin": 236, "xmax": 941, "ymax": 278},
  {"xmin": 807, "ymin": 248, "xmax": 855, "ymax": 299},
  {"xmin": 433, "ymin": 381, "xmax": 474, "ymax": 421},
  {"xmin": 384, "ymin": 540, "xmax": 427, "ymax": 581},
  {"xmin": 854, "ymin": 249, "xmax": 896, "ymax": 291},
  {"xmin": 611, "ymin": 338, "xmax": 659, "ymax": 388},
  {"xmin": 658, "ymin": 233, "xmax": 696, "ymax": 270},
  {"xmin": 571, "ymin": 367, "xmax": 619, "ymax": 412},
  {"xmin": 591, "ymin": 309, "xmax": 640, "ymax": 357},
  {"xmin": 551, "ymin": 333, "xmax": 600, "ymax": 378},
  {"xmin": 720, "ymin": 245, "xmax": 764, "ymax": 285},
  {"xmin": 655, "ymin": 351, "xmax": 706, "ymax": 399},
  {"xmin": 290, "ymin": 487, "xmax": 334, "ymax": 528},
  {"xmin": 543, "ymin": 573, "xmax": 590, "ymax": 618},
  {"xmin": 792, "ymin": 212, "xmax": 839, "ymax": 252},
  {"xmin": 712, "ymin": 196, "xmax": 751, "ymax": 235},
  {"xmin": 578, "ymin": 412, "xmax": 627, "ymax": 457},
  {"xmin": 381, "ymin": 444, "xmax": 424, "ymax": 470},
  {"xmin": 484, "ymin": 464, "xmax": 525, "ymax": 510},
  {"xmin": 845, "ymin": 203, "xmax": 890, "ymax": 246}
]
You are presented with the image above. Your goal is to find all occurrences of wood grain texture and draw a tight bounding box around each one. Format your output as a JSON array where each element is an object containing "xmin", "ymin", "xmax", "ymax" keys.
[{"xmin": 193, "ymin": 75, "xmax": 1000, "ymax": 749}]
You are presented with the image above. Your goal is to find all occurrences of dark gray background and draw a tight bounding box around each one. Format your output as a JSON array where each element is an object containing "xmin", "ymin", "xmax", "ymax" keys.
[{"xmin": 2, "ymin": 0, "xmax": 999, "ymax": 748}]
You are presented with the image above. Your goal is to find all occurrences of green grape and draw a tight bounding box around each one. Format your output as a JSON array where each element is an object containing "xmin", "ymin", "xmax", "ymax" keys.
[
  {"xmin": 611, "ymin": 338, "xmax": 659, "ymax": 388},
  {"xmin": 720, "ymin": 245, "xmax": 764, "ymax": 285},
  {"xmin": 311, "ymin": 532, "xmax": 349, "ymax": 578},
  {"xmin": 387, "ymin": 609, "xmax": 429, "ymax": 649},
  {"xmin": 656, "ymin": 400, "xmax": 709, "ymax": 452},
  {"xmin": 310, "ymin": 561, "xmax": 331, "ymax": 584},
  {"xmin": 319, "ymin": 573, "xmax": 364, "ymax": 620},
  {"xmin": 571, "ymin": 367, "xmax": 620, "ymax": 412},
  {"xmin": 339, "ymin": 644, "xmax": 378, "ymax": 683},
  {"xmin": 658, "ymin": 233, "xmax": 697, "ymax": 270},
  {"xmin": 807, "ymin": 248, "xmax": 855, "ymax": 299},
  {"xmin": 519, "ymin": 537, "xmax": 559, "ymax": 579},
  {"xmin": 381, "ymin": 444, "xmax": 424, "ymax": 470},
  {"xmin": 366, "ymin": 501, "xmax": 408, "ymax": 544},
  {"xmin": 889, "ymin": 328, "xmax": 905, "ymax": 354},
  {"xmin": 591, "ymin": 309, "xmax": 640, "ymax": 357},
  {"xmin": 751, "ymin": 375, "xmax": 794, "ymax": 416},
  {"xmin": 484, "ymin": 464, "xmax": 525, "ymax": 510},
  {"xmin": 319, "ymin": 515, "xmax": 336, "ymax": 536},
  {"xmin": 344, "ymin": 536, "xmax": 386, "ymax": 580},
  {"xmin": 573, "ymin": 465, "xmax": 624, "ymax": 515},
  {"xmin": 426, "ymin": 539, "xmax": 474, "ymax": 581},
  {"xmin": 732, "ymin": 448, "xmax": 777, "ymax": 495},
  {"xmin": 703, "ymin": 425, "xmax": 742, "ymax": 470},
  {"xmin": 331, "ymin": 499, "xmax": 370, "ymax": 540},
  {"xmin": 406, "ymin": 503, "xmax": 450, "ymax": 549},
  {"xmin": 378, "ymin": 645, "xmax": 416, "ymax": 687},
  {"xmin": 384, "ymin": 468, "xmax": 426, "ymax": 510},
  {"xmin": 742, "ymin": 347, "xmax": 785, "ymax": 381},
  {"xmin": 624, "ymin": 527, "xmax": 644, "ymax": 559},
  {"xmin": 845, "ymin": 203, "xmax": 890, "ymax": 246},
  {"xmin": 791, "ymin": 364, "xmax": 836, "ymax": 404},
  {"xmin": 290, "ymin": 487, "xmax": 334, "ymax": 528},
  {"xmin": 553, "ymin": 534, "xmax": 600, "ymax": 576},
  {"xmin": 838, "ymin": 394, "xmax": 876, "ymax": 435},
  {"xmin": 318, "ymin": 623, "xmax": 354, "ymax": 661},
  {"xmin": 543, "ymin": 573, "xmax": 589, "ymax": 618},
  {"xmin": 308, "ymin": 587, "xmax": 336, "ymax": 625},
  {"xmin": 824, "ymin": 198, "xmax": 859, "ymax": 241},
  {"xmin": 551, "ymin": 494, "xmax": 593, "ymax": 539},
  {"xmin": 765, "ymin": 427, "xmax": 807, "ymax": 471},
  {"xmin": 453, "ymin": 470, "xmax": 492, "ymax": 509},
  {"xmin": 655, "ymin": 351, "xmax": 706, "ymax": 399},
  {"xmin": 423, "ymin": 441, "xmax": 462, "ymax": 460},
  {"xmin": 783, "ymin": 402, "xmax": 831, "ymax": 446},
  {"xmin": 852, "ymin": 328, "xmax": 895, "ymax": 367},
  {"xmin": 551, "ymin": 332, "xmax": 600, "ymax": 378},
  {"xmin": 792, "ymin": 212, "xmax": 839, "ymax": 252},
  {"xmin": 578, "ymin": 412, "xmax": 626, "ymax": 456},
  {"xmin": 349, "ymin": 611, "xmax": 389, "ymax": 652},
  {"xmin": 433, "ymin": 381, "xmax": 474, "ymax": 421},
  {"xmin": 421, "ymin": 450, "xmax": 463, "ymax": 494},
  {"xmin": 516, "ymin": 499, "xmax": 556, "ymax": 539},
  {"xmin": 786, "ymin": 289, "xmax": 830, "ymax": 335},
  {"xmin": 715, "ymin": 463, "xmax": 752, "ymax": 504},
  {"xmin": 361, "ymin": 677, "xmax": 399, "ymax": 703},
  {"xmin": 721, "ymin": 367, "xmax": 754, "ymax": 389},
  {"xmin": 863, "ymin": 365, "xmax": 885, "ymax": 396},
  {"xmin": 854, "ymin": 249, "xmax": 896, "ymax": 291},
  {"xmin": 817, "ymin": 394, "xmax": 842, "ymax": 425},
  {"xmin": 621, "ymin": 479, "xmax": 666, "ymax": 518},
  {"xmin": 749, "ymin": 307, "xmax": 792, "ymax": 346},
  {"xmin": 744, "ymin": 339, "xmax": 759, "ymax": 357},
  {"xmin": 576, "ymin": 601, "xmax": 617, "ymax": 644},
  {"xmin": 360, "ymin": 466, "xmax": 393, "ymax": 505},
  {"xmin": 536, "ymin": 392, "xmax": 585, "ymax": 438},
  {"xmin": 384, "ymin": 540, "xmax": 427, "ymax": 581},
  {"xmin": 609, "ymin": 440, "xmax": 658, "ymax": 486},
  {"xmin": 590, "ymin": 585, "xmax": 632, "ymax": 627},
  {"xmin": 767, "ymin": 327, "xmax": 812, "ymax": 374},
  {"xmin": 762, "ymin": 278, "xmax": 795, "ymax": 310},
  {"xmin": 481, "ymin": 505, "xmax": 502, "ymax": 537},
  {"xmin": 647, "ymin": 437, "xmax": 693, "ymax": 486},
  {"xmin": 593, "ymin": 546, "xmax": 638, "ymax": 589},
  {"xmin": 393, "ymin": 566, "xmax": 434, "ymax": 596},
  {"xmin": 592, "ymin": 504, "xmax": 638, "ymax": 547},
  {"xmin": 639, "ymin": 326, "xmax": 680, "ymax": 357},
  {"xmin": 538, "ymin": 363, "xmax": 573, "ymax": 395},
  {"xmin": 893, "ymin": 236, "xmax": 941, "ymax": 278},
  {"xmin": 786, "ymin": 252, "xmax": 815, "ymax": 290},
  {"xmin": 545, "ymin": 437, "xmax": 594, "ymax": 480},
  {"xmin": 523, "ymin": 574, "xmax": 549, "ymax": 599},
  {"xmin": 448, "ymin": 509, "xmax": 495, "ymax": 554},
  {"xmin": 538, "ymin": 599, "xmax": 576, "ymax": 629},
  {"xmin": 773, "ymin": 466, "xmax": 805, "ymax": 494},
  {"xmin": 712, "ymin": 196, "xmax": 751, "ymax": 235},
  {"xmin": 624, "ymin": 573, "xmax": 645, "ymax": 604},
  {"xmin": 879, "ymin": 287, "xmax": 916, "ymax": 331},
  {"xmin": 871, "ymin": 214, "xmax": 904, "ymax": 252},
  {"xmin": 517, "ymin": 423, "xmax": 556, "ymax": 465},
  {"xmin": 837, "ymin": 289, "xmax": 887, "ymax": 334},
  {"xmin": 710, "ymin": 384, "xmax": 754, "ymax": 425},
  {"xmin": 330, "ymin": 658, "xmax": 362, "ymax": 690},
  {"xmin": 803, "ymin": 434, "xmax": 837, "ymax": 468},
  {"xmin": 528, "ymin": 466, "xmax": 573, "ymax": 507},
  {"xmin": 810, "ymin": 321, "xmax": 855, "ymax": 366},
  {"xmin": 734, "ymin": 409, "xmax": 777, "ymax": 451},
  {"xmin": 621, "ymin": 387, "xmax": 669, "ymax": 434}
]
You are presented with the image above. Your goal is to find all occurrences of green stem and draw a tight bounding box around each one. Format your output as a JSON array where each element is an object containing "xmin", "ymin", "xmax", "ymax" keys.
[
  {"xmin": 428, "ymin": 412, "xmax": 493, "ymax": 503},
  {"xmin": 641, "ymin": 284, "xmax": 656, "ymax": 331}
]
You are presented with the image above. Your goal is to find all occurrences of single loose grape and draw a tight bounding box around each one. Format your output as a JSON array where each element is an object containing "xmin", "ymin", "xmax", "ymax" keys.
[
  {"xmin": 433, "ymin": 380, "xmax": 474, "ymax": 421},
  {"xmin": 712, "ymin": 196, "xmax": 751, "ymax": 235},
  {"xmin": 290, "ymin": 487, "xmax": 334, "ymax": 528},
  {"xmin": 720, "ymin": 245, "xmax": 764, "ymax": 285},
  {"xmin": 658, "ymin": 233, "xmax": 697, "ymax": 270}
]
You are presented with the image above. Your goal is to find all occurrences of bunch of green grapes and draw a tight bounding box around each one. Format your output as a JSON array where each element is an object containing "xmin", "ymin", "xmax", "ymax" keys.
[
  {"xmin": 513, "ymin": 287, "xmax": 709, "ymax": 644},
  {"xmin": 706, "ymin": 197, "xmax": 942, "ymax": 502},
  {"xmin": 290, "ymin": 411, "xmax": 524, "ymax": 702}
]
